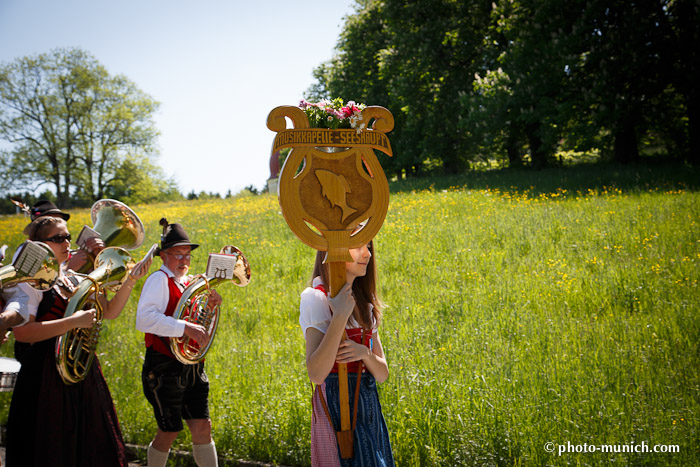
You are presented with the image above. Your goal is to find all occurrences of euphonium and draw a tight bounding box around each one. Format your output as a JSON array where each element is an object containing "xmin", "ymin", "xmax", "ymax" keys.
[
  {"xmin": 55, "ymin": 247, "xmax": 135, "ymax": 384},
  {"xmin": 75, "ymin": 199, "xmax": 145, "ymax": 273},
  {"xmin": 0, "ymin": 241, "xmax": 60, "ymax": 291},
  {"xmin": 170, "ymin": 245, "xmax": 251, "ymax": 365}
]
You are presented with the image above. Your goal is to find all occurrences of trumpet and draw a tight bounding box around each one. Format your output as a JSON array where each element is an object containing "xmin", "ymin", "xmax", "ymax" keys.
[
  {"xmin": 0, "ymin": 241, "xmax": 60, "ymax": 291},
  {"xmin": 74, "ymin": 199, "xmax": 145, "ymax": 273},
  {"xmin": 55, "ymin": 247, "xmax": 135, "ymax": 384},
  {"xmin": 170, "ymin": 245, "xmax": 251, "ymax": 365}
]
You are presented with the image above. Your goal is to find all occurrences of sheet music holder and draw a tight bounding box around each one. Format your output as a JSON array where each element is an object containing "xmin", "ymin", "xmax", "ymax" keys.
[
  {"xmin": 76, "ymin": 225, "xmax": 101, "ymax": 248},
  {"xmin": 14, "ymin": 241, "xmax": 50, "ymax": 277}
]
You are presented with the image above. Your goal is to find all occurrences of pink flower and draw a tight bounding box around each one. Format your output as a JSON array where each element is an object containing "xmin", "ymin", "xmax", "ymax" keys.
[{"xmin": 297, "ymin": 98, "xmax": 367, "ymax": 131}]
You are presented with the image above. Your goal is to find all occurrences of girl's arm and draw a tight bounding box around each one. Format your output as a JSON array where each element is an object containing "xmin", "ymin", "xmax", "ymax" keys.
[
  {"xmin": 12, "ymin": 309, "xmax": 96, "ymax": 343},
  {"xmin": 336, "ymin": 330, "xmax": 389, "ymax": 383},
  {"xmin": 102, "ymin": 258, "xmax": 153, "ymax": 320},
  {"xmin": 305, "ymin": 283, "xmax": 356, "ymax": 384}
]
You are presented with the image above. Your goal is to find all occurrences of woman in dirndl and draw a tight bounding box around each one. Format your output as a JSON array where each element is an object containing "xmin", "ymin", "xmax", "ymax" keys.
[
  {"xmin": 5, "ymin": 215, "xmax": 151, "ymax": 467},
  {"xmin": 299, "ymin": 240, "xmax": 395, "ymax": 467}
]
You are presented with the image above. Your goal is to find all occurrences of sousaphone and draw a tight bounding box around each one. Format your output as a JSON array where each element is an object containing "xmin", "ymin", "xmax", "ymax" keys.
[
  {"xmin": 75, "ymin": 199, "xmax": 145, "ymax": 273},
  {"xmin": 169, "ymin": 246, "xmax": 251, "ymax": 364},
  {"xmin": 55, "ymin": 247, "xmax": 135, "ymax": 384}
]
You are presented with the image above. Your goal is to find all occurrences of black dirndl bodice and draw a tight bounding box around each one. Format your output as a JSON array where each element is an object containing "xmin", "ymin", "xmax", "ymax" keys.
[{"xmin": 6, "ymin": 287, "xmax": 128, "ymax": 467}]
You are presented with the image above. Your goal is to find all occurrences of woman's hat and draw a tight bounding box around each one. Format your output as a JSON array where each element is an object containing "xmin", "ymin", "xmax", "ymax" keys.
[
  {"xmin": 19, "ymin": 200, "xmax": 70, "ymax": 236},
  {"xmin": 30, "ymin": 200, "xmax": 70, "ymax": 221},
  {"xmin": 155, "ymin": 218, "xmax": 199, "ymax": 255}
]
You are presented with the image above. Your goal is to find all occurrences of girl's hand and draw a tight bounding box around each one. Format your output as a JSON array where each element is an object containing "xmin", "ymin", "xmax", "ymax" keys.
[
  {"xmin": 336, "ymin": 339, "xmax": 369, "ymax": 364},
  {"xmin": 84, "ymin": 237, "xmax": 105, "ymax": 255},
  {"xmin": 328, "ymin": 283, "xmax": 355, "ymax": 320},
  {"xmin": 130, "ymin": 258, "xmax": 153, "ymax": 281},
  {"xmin": 66, "ymin": 250, "xmax": 89, "ymax": 271},
  {"xmin": 72, "ymin": 308, "xmax": 97, "ymax": 329}
]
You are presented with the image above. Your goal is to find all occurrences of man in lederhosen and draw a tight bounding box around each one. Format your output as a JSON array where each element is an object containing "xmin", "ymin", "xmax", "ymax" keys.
[{"xmin": 136, "ymin": 218, "xmax": 221, "ymax": 467}]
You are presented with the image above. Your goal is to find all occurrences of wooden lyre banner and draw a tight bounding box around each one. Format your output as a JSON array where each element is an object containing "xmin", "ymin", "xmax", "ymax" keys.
[{"xmin": 267, "ymin": 105, "xmax": 393, "ymax": 458}]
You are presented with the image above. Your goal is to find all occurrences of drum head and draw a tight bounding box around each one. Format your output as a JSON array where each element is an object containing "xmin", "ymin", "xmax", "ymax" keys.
[{"xmin": 0, "ymin": 356, "xmax": 21, "ymax": 392}]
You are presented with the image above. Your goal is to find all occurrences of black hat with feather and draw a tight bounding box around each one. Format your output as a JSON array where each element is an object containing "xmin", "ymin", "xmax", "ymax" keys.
[
  {"xmin": 155, "ymin": 218, "xmax": 199, "ymax": 255},
  {"xmin": 12, "ymin": 198, "xmax": 70, "ymax": 221}
]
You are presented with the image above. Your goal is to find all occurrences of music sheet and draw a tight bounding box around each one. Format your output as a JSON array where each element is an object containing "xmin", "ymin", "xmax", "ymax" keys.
[
  {"xmin": 206, "ymin": 253, "xmax": 238, "ymax": 280},
  {"xmin": 76, "ymin": 225, "xmax": 101, "ymax": 248},
  {"xmin": 13, "ymin": 241, "xmax": 49, "ymax": 276}
]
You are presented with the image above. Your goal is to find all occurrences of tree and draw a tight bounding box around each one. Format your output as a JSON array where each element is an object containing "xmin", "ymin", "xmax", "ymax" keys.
[
  {"xmin": 477, "ymin": 0, "xmax": 690, "ymax": 166},
  {"xmin": 0, "ymin": 47, "xmax": 161, "ymax": 207},
  {"xmin": 667, "ymin": 0, "xmax": 700, "ymax": 165},
  {"xmin": 311, "ymin": 0, "xmax": 493, "ymax": 176},
  {"xmin": 311, "ymin": 0, "xmax": 695, "ymax": 172},
  {"xmin": 380, "ymin": 0, "xmax": 495, "ymax": 173},
  {"xmin": 106, "ymin": 155, "xmax": 182, "ymax": 205},
  {"xmin": 568, "ymin": 0, "xmax": 675, "ymax": 163}
]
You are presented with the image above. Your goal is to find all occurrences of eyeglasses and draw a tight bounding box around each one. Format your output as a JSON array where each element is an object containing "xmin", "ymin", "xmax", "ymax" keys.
[
  {"xmin": 42, "ymin": 233, "xmax": 72, "ymax": 244},
  {"xmin": 165, "ymin": 252, "xmax": 191, "ymax": 260}
]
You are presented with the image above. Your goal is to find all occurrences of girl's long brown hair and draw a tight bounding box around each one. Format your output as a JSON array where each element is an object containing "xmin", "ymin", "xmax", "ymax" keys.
[{"xmin": 311, "ymin": 240, "xmax": 383, "ymax": 329}]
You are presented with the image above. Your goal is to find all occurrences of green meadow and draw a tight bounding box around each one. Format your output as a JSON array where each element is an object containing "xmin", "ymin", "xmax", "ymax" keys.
[{"xmin": 1, "ymin": 163, "xmax": 699, "ymax": 466}]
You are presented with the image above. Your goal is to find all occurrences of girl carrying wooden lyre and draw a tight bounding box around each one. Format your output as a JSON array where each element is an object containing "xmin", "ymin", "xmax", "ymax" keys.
[{"xmin": 299, "ymin": 240, "xmax": 395, "ymax": 466}]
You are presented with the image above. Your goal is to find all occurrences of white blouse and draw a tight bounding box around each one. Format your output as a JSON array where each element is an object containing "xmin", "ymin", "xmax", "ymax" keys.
[
  {"xmin": 299, "ymin": 277, "xmax": 376, "ymax": 338},
  {"xmin": 1, "ymin": 285, "xmax": 32, "ymax": 325}
]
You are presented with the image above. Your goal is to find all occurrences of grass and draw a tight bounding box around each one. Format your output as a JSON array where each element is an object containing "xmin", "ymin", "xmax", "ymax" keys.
[{"xmin": 1, "ymin": 162, "xmax": 699, "ymax": 465}]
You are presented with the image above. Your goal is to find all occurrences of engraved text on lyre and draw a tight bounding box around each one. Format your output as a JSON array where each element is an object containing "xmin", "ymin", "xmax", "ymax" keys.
[{"xmin": 315, "ymin": 169, "xmax": 357, "ymax": 222}]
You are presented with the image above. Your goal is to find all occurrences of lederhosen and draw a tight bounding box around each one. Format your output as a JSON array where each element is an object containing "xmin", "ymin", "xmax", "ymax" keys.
[
  {"xmin": 141, "ymin": 270, "xmax": 209, "ymax": 432},
  {"xmin": 310, "ymin": 284, "xmax": 395, "ymax": 467},
  {"xmin": 7, "ymin": 287, "xmax": 128, "ymax": 467}
]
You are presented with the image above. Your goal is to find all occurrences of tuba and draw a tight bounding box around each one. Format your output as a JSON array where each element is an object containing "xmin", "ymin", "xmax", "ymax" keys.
[
  {"xmin": 0, "ymin": 241, "xmax": 60, "ymax": 291},
  {"xmin": 74, "ymin": 199, "xmax": 145, "ymax": 273},
  {"xmin": 55, "ymin": 247, "xmax": 135, "ymax": 384},
  {"xmin": 170, "ymin": 245, "xmax": 251, "ymax": 365}
]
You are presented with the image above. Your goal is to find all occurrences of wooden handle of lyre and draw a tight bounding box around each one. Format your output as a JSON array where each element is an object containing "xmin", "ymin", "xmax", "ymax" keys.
[{"xmin": 329, "ymin": 261, "xmax": 352, "ymax": 432}]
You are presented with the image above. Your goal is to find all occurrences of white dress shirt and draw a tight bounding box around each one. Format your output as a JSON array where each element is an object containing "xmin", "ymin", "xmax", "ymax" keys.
[{"xmin": 135, "ymin": 265, "xmax": 189, "ymax": 338}]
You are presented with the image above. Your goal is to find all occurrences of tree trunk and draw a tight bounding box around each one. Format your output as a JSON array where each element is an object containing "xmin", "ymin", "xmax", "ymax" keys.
[
  {"xmin": 672, "ymin": 0, "xmax": 700, "ymax": 165},
  {"xmin": 525, "ymin": 122, "xmax": 548, "ymax": 169},
  {"xmin": 442, "ymin": 159, "xmax": 461, "ymax": 175},
  {"xmin": 54, "ymin": 178, "xmax": 68, "ymax": 208},
  {"xmin": 613, "ymin": 119, "xmax": 640, "ymax": 164},
  {"xmin": 686, "ymin": 92, "xmax": 700, "ymax": 166},
  {"xmin": 506, "ymin": 126, "xmax": 523, "ymax": 167}
]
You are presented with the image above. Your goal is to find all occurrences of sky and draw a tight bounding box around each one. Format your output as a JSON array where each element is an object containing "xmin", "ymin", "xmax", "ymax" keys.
[{"xmin": 0, "ymin": 0, "xmax": 356, "ymax": 196}]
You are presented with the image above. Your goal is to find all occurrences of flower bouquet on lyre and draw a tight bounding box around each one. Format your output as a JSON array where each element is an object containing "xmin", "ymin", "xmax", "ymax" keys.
[{"xmin": 299, "ymin": 98, "xmax": 367, "ymax": 132}]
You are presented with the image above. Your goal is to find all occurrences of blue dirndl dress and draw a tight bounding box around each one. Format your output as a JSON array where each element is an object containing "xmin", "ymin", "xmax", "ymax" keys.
[
  {"xmin": 320, "ymin": 370, "xmax": 395, "ymax": 467},
  {"xmin": 310, "ymin": 310, "xmax": 394, "ymax": 466}
]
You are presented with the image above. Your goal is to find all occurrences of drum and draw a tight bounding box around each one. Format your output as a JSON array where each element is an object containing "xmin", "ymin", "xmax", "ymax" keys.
[{"xmin": 0, "ymin": 356, "xmax": 21, "ymax": 392}]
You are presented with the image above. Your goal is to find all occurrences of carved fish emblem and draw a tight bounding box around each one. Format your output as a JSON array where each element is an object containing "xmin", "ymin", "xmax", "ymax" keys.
[{"xmin": 315, "ymin": 169, "xmax": 357, "ymax": 222}]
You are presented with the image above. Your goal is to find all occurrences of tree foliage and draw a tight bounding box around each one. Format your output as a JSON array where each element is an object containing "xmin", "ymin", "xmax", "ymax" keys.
[
  {"xmin": 106, "ymin": 155, "xmax": 183, "ymax": 205},
  {"xmin": 0, "ymin": 47, "xmax": 174, "ymax": 207},
  {"xmin": 309, "ymin": 0, "xmax": 698, "ymax": 174}
]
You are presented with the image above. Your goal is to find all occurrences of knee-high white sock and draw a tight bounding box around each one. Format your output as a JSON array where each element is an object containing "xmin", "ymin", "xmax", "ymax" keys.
[
  {"xmin": 147, "ymin": 442, "xmax": 170, "ymax": 467},
  {"xmin": 193, "ymin": 440, "xmax": 218, "ymax": 467}
]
